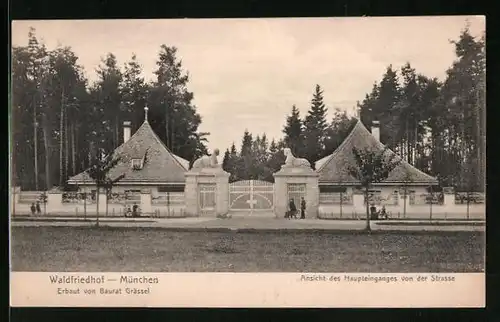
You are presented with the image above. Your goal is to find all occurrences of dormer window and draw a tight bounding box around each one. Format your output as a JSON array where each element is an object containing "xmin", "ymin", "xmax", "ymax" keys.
[{"xmin": 131, "ymin": 159, "xmax": 143, "ymax": 170}]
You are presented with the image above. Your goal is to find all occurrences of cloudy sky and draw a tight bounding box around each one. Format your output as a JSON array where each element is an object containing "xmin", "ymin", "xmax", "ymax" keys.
[{"xmin": 12, "ymin": 17, "xmax": 485, "ymax": 153}]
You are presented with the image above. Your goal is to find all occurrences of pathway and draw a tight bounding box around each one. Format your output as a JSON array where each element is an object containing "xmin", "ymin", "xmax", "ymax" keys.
[{"xmin": 10, "ymin": 215, "xmax": 485, "ymax": 232}]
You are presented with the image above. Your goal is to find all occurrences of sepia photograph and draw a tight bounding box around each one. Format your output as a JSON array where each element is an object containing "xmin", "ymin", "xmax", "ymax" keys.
[{"xmin": 10, "ymin": 17, "xmax": 485, "ymax": 278}]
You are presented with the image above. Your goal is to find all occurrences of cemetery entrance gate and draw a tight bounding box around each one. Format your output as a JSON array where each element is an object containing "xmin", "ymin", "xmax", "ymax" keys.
[{"xmin": 229, "ymin": 180, "xmax": 274, "ymax": 214}]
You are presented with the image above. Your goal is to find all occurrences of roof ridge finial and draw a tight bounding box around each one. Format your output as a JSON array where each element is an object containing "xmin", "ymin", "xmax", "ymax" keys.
[{"xmin": 144, "ymin": 105, "xmax": 149, "ymax": 123}]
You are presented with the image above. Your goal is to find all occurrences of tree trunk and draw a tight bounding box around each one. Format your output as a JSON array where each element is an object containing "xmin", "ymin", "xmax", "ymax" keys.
[
  {"xmin": 95, "ymin": 187, "xmax": 100, "ymax": 227},
  {"xmin": 65, "ymin": 109, "xmax": 69, "ymax": 180},
  {"xmin": 405, "ymin": 117, "xmax": 409, "ymax": 163},
  {"xmin": 171, "ymin": 104, "xmax": 175, "ymax": 152},
  {"xmin": 41, "ymin": 114, "xmax": 53, "ymax": 189},
  {"xmin": 83, "ymin": 187, "xmax": 87, "ymax": 220},
  {"xmin": 171, "ymin": 120, "xmax": 175, "ymax": 153},
  {"xmin": 165, "ymin": 102, "xmax": 170, "ymax": 148},
  {"xmin": 413, "ymin": 119, "xmax": 418, "ymax": 166},
  {"xmin": 71, "ymin": 123, "xmax": 76, "ymax": 175},
  {"xmin": 59, "ymin": 91, "xmax": 64, "ymax": 187},
  {"xmin": 365, "ymin": 187, "xmax": 371, "ymax": 231},
  {"xmin": 33, "ymin": 99, "xmax": 39, "ymax": 190},
  {"xmin": 429, "ymin": 185, "xmax": 433, "ymax": 221},
  {"xmin": 339, "ymin": 191, "xmax": 343, "ymax": 219},
  {"xmin": 105, "ymin": 188, "xmax": 109, "ymax": 217},
  {"xmin": 466, "ymin": 191, "xmax": 470, "ymax": 220},
  {"xmin": 88, "ymin": 141, "xmax": 93, "ymax": 166},
  {"xmin": 115, "ymin": 116, "xmax": 119, "ymax": 148}
]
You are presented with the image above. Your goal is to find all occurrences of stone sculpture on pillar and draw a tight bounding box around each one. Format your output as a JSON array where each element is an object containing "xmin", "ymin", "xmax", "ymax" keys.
[
  {"xmin": 282, "ymin": 148, "xmax": 311, "ymax": 169},
  {"xmin": 273, "ymin": 147, "xmax": 319, "ymax": 219},
  {"xmin": 191, "ymin": 149, "xmax": 222, "ymax": 171},
  {"xmin": 184, "ymin": 148, "xmax": 230, "ymax": 217}
]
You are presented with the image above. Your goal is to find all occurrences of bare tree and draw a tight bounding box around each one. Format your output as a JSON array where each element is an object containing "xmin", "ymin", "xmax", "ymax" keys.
[
  {"xmin": 400, "ymin": 169, "xmax": 415, "ymax": 218},
  {"xmin": 86, "ymin": 154, "xmax": 125, "ymax": 227},
  {"xmin": 348, "ymin": 147, "xmax": 400, "ymax": 231},
  {"xmin": 459, "ymin": 157, "xmax": 481, "ymax": 219}
]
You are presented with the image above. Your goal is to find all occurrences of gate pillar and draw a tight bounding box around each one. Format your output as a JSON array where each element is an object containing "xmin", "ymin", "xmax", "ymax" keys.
[
  {"xmin": 184, "ymin": 168, "xmax": 230, "ymax": 217},
  {"xmin": 273, "ymin": 149, "xmax": 319, "ymax": 219}
]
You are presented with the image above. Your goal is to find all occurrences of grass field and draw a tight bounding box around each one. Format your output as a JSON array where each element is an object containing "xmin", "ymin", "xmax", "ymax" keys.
[{"xmin": 11, "ymin": 227, "xmax": 484, "ymax": 272}]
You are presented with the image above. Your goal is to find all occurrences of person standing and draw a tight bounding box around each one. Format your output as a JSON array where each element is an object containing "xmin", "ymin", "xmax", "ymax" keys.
[
  {"xmin": 132, "ymin": 203, "xmax": 139, "ymax": 217},
  {"xmin": 300, "ymin": 197, "xmax": 306, "ymax": 219},
  {"xmin": 35, "ymin": 201, "xmax": 42, "ymax": 216},
  {"xmin": 30, "ymin": 203, "xmax": 36, "ymax": 216},
  {"xmin": 288, "ymin": 198, "xmax": 297, "ymax": 219}
]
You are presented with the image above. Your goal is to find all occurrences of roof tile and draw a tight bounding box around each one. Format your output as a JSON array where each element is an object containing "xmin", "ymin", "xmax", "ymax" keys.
[
  {"xmin": 68, "ymin": 121, "xmax": 189, "ymax": 184},
  {"xmin": 315, "ymin": 120, "xmax": 438, "ymax": 185}
]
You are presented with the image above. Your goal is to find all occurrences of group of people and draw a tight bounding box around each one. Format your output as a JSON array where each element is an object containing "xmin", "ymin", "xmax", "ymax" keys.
[
  {"xmin": 30, "ymin": 201, "xmax": 42, "ymax": 216},
  {"xmin": 124, "ymin": 203, "xmax": 141, "ymax": 217},
  {"xmin": 284, "ymin": 198, "xmax": 389, "ymax": 220},
  {"xmin": 285, "ymin": 197, "xmax": 306, "ymax": 219},
  {"xmin": 370, "ymin": 204, "xmax": 388, "ymax": 220}
]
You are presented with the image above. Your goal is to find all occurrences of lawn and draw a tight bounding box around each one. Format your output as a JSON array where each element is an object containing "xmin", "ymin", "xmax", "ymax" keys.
[{"xmin": 11, "ymin": 227, "xmax": 484, "ymax": 272}]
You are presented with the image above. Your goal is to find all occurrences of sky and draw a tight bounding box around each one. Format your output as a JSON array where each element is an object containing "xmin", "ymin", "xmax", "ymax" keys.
[{"xmin": 12, "ymin": 17, "xmax": 485, "ymax": 154}]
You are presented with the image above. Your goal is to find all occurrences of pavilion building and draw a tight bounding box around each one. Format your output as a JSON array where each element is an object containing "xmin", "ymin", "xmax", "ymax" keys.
[
  {"xmin": 314, "ymin": 119, "xmax": 439, "ymax": 215},
  {"xmin": 67, "ymin": 107, "xmax": 189, "ymax": 212}
]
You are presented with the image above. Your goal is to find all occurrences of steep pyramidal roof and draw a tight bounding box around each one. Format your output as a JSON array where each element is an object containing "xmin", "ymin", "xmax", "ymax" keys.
[
  {"xmin": 315, "ymin": 120, "xmax": 438, "ymax": 185},
  {"xmin": 68, "ymin": 120, "xmax": 189, "ymax": 185}
]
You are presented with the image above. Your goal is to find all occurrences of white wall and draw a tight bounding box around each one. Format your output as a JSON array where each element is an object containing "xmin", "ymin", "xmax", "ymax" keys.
[
  {"xmin": 319, "ymin": 185, "xmax": 485, "ymax": 220},
  {"xmin": 12, "ymin": 186, "xmax": 187, "ymax": 218}
]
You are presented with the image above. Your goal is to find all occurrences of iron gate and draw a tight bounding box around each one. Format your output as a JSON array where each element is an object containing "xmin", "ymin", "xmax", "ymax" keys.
[{"xmin": 229, "ymin": 180, "xmax": 274, "ymax": 214}]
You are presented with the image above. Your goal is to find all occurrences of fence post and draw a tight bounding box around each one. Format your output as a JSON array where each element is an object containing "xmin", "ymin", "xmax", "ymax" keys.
[
  {"xmin": 167, "ymin": 192, "xmax": 171, "ymax": 217},
  {"xmin": 429, "ymin": 186, "xmax": 433, "ymax": 221},
  {"xmin": 83, "ymin": 191, "xmax": 87, "ymax": 220},
  {"xmin": 339, "ymin": 191, "xmax": 343, "ymax": 219},
  {"xmin": 466, "ymin": 191, "xmax": 470, "ymax": 220}
]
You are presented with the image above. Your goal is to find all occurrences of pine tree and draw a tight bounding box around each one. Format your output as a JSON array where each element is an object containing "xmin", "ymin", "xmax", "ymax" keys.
[
  {"xmin": 399, "ymin": 63, "xmax": 420, "ymax": 164},
  {"xmin": 283, "ymin": 105, "xmax": 304, "ymax": 157},
  {"xmin": 230, "ymin": 142, "xmax": 238, "ymax": 157},
  {"xmin": 440, "ymin": 27, "xmax": 485, "ymax": 190},
  {"xmin": 265, "ymin": 138, "xmax": 285, "ymax": 181},
  {"xmin": 239, "ymin": 130, "xmax": 254, "ymax": 179},
  {"xmin": 228, "ymin": 143, "xmax": 239, "ymax": 182},
  {"xmin": 324, "ymin": 109, "xmax": 357, "ymax": 155},
  {"xmin": 240, "ymin": 130, "xmax": 253, "ymax": 156},
  {"xmin": 222, "ymin": 149, "xmax": 231, "ymax": 171},
  {"xmin": 269, "ymin": 139, "xmax": 278, "ymax": 154},
  {"xmin": 122, "ymin": 54, "xmax": 148, "ymax": 133},
  {"xmin": 149, "ymin": 45, "xmax": 207, "ymax": 163},
  {"xmin": 12, "ymin": 35, "xmax": 39, "ymax": 189},
  {"xmin": 303, "ymin": 85, "xmax": 328, "ymax": 166},
  {"xmin": 375, "ymin": 65, "xmax": 401, "ymax": 146},
  {"xmin": 93, "ymin": 53, "xmax": 123, "ymax": 155},
  {"xmin": 27, "ymin": 29, "xmax": 53, "ymax": 190},
  {"xmin": 45, "ymin": 46, "xmax": 88, "ymax": 187}
]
